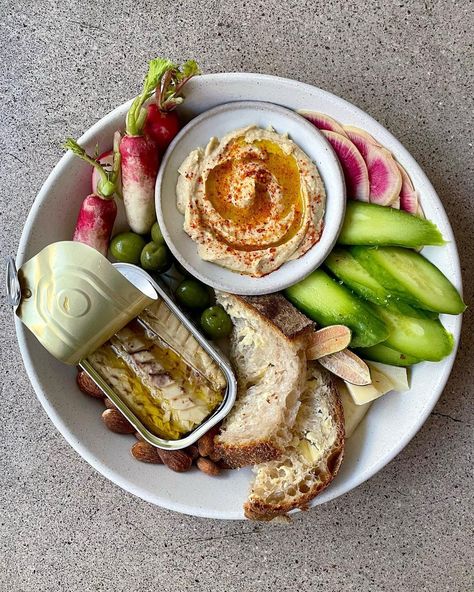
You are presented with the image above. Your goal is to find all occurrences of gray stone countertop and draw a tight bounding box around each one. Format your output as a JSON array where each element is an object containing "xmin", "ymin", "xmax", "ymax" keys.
[{"xmin": 0, "ymin": 1, "xmax": 472, "ymax": 590}]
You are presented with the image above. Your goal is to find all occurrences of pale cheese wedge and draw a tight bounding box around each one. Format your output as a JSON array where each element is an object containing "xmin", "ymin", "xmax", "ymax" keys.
[
  {"xmin": 344, "ymin": 361, "xmax": 409, "ymax": 406},
  {"xmin": 337, "ymin": 379, "xmax": 372, "ymax": 438},
  {"xmin": 368, "ymin": 361, "xmax": 409, "ymax": 392}
]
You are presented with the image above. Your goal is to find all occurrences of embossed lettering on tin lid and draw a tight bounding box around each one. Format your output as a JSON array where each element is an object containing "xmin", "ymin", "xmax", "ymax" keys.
[{"xmin": 15, "ymin": 241, "xmax": 157, "ymax": 365}]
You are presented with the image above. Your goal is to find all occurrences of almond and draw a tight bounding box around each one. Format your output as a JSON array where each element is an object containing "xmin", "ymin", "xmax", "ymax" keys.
[
  {"xmin": 134, "ymin": 431, "xmax": 146, "ymax": 442},
  {"xmin": 158, "ymin": 449, "xmax": 192, "ymax": 472},
  {"xmin": 196, "ymin": 457, "xmax": 221, "ymax": 476},
  {"xmin": 186, "ymin": 444, "xmax": 200, "ymax": 461},
  {"xmin": 197, "ymin": 425, "xmax": 220, "ymax": 458},
  {"xmin": 101, "ymin": 408, "xmax": 136, "ymax": 434},
  {"xmin": 131, "ymin": 441, "xmax": 163, "ymax": 464},
  {"xmin": 104, "ymin": 397, "xmax": 118, "ymax": 410},
  {"xmin": 318, "ymin": 349, "xmax": 371, "ymax": 385},
  {"xmin": 77, "ymin": 371, "xmax": 104, "ymax": 399},
  {"xmin": 306, "ymin": 325, "xmax": 352, "ymax": 360}
]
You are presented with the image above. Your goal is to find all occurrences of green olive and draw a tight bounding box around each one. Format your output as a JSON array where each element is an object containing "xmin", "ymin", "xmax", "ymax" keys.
[
  {"xmin": 140, "ymin": 241, "xmax": 172, "ymax": 272},
  {"xmin": 151, "ymin": 222, "xmax": 165, "ymax": 245},
  {"xmin": 175, "ymin": 279, "xmax": 210, "ymax": 309},
  {"xmin": 200, "ymin": 305, "xmax": 233, "ymax": 339},
  {"xmin": 110, "ymin": 232, "xmax": 147, "ymax": 265}
]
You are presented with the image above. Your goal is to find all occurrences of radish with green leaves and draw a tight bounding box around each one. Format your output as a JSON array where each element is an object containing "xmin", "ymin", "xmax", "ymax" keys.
[
  {"xmin": 144, "ymin": 60, "xmax": 200, "ymax": 153},
  {"xmin": 64, "ymin": 137, "xmax": 120, "ymax": 257},
  {"xmin": 92, "ymin": 131, "xmax": 122, "ymax": 198},
  {"xmin": 91, "ymin": 149, "xmax": 113, "ymax": 194},
  {"xmin": 120, "ymin": 58, "xmax": 175, "ymax": 235}
]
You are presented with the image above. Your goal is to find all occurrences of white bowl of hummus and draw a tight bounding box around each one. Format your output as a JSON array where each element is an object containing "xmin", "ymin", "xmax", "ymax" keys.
[{"xmin": 156, "ymin": 101, "xmax": 345, "ymax": 294}]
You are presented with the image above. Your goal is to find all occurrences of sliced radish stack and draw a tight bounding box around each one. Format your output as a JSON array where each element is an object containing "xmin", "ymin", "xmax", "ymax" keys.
[
  {"xmin": 322, "ymin": 130, "xmax": 370, "ymax": 201},
  {"xmin": 344, "ymin": 127, "xmax": 401, "ymax": 206},
  {"xmin": 301, "ymin": 110, "xmax": 421, "ymax": 212},
  {"xmin": 298, "ymin": 110, "xmax": 349, "ymax": 137}
]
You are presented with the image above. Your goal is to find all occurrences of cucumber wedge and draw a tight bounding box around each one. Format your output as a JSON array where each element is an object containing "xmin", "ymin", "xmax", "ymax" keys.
[
  {"xmin": 338, "ymin": 201, "xmax": 445, "ymax": 247},
  {"xmin": 354, "ymin": 343, "xmax": 420, "ymax": 367},
  {"xmin": 325, "ymin": 247, "xmax": 389, "ymax": 305},
  {"xmin": 374, "ymin": 304, "xmax": 454, "ymax": 361},
  {"xmin": 325, "ymin": 247, "xmax": 439, "ymax": 319},
  {"xmin": 284, "ymin": 269, "xmax": 389, "ymax": 348},
  {"xmin": 351, "ymin": 246, "xmax": 466, "ymax": 315}
]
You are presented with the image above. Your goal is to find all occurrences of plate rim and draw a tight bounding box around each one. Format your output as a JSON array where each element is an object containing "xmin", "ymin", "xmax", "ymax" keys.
[{"xmin": 14, "ymin": 72, "xmax": 463, "ymax": 520}]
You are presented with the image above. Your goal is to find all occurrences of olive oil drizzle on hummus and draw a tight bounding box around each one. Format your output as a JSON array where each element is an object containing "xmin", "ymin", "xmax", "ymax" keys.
[{"xmin": 205, "ymin": 138, "xmax": 305, "ymax": 251}]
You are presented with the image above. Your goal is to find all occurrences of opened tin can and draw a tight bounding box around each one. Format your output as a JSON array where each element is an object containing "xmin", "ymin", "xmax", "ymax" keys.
[{"xmin": 8, "ymin": 241, "xmax": 236, "ymax": 450}]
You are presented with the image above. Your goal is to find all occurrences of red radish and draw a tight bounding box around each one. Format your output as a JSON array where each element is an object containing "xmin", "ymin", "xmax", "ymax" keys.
[
  {"xmin": 344, "ymin": 127, "xmax": 402, "ymax": 206},
  {"xmin": 322, "ymin": 130, "xmax": 370, "ymax": 201},
  {"xmin": 120, "ymin": 134, "xmax": 159, "ymax": 234},
  {"xmin": 299, "ymin": 110, "xmax": 348, "ymax": 137},
  {"xmin": 64, "ymin": 138, "xmax": 119, "ymax": 257},
  {"xmin": 144, "ymin": 104, "xmax": 180, "ymax": 153},
  {"xmin": 92, "ymin": 132, "xmax": 123, "ymax": 197},
  {"xmin": 120, "ymin": 58, "xmax": 175, "ymax": 234},
  {"xmin": 92, "ymin": 149, "xmax": 113, "ymax": 195},
  {"xmin": 144, "ymin": 60, "xmax": 200, "ymax": 153},
  {"xmin": 73, "ymin": 195, "xmax": 117, "ymax": 256}
]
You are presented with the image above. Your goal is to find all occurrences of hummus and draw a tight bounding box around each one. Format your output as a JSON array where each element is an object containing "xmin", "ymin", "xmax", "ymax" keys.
[{"xmin": 176, "ymin": 126, "xmax": 326, "ymax": 277}]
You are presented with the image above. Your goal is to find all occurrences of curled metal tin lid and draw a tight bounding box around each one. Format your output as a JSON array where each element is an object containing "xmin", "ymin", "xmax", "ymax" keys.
[
  {"xmin": 6, "ymin": 257, "xmax": 21, "ymax": 307},
  {"xmin": 15, "ymin": 241, "xmax": 158, "ymax": 365}
]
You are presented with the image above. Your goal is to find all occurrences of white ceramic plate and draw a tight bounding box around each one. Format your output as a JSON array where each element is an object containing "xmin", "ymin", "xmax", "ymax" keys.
[
  {"xmin": 156, "ymin": 100, "xmax": 345, "ymax": 295},
  {"xmin": 15, "ymin": 73, "xmax": 462, "ymax": 520}
]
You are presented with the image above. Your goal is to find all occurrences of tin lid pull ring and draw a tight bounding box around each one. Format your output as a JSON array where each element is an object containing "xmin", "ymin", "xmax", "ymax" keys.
[{"xmin": 6, "ymin": 257, "xmax": 21, "ymax": 308}]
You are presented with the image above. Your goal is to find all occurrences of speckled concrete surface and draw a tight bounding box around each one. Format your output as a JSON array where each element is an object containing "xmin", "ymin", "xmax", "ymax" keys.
[{"xmin": 1, "ymin": 1, "xmax": 473, "ymax": 590}]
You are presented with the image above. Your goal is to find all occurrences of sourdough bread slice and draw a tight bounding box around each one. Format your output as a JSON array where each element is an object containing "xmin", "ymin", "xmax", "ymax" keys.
[
  {"xmin": 244, "ymin": 364, "xmax": 345, "ymax": 521},
  {"xmin": 214, "ymin": 293, "xmax": 314, "ymax": 468}
]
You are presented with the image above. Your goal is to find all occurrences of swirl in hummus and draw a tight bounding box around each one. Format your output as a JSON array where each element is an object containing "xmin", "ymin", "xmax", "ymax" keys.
[{"xmin": 176, "ymin": 126, "xmax": 326, "ymax": 277}]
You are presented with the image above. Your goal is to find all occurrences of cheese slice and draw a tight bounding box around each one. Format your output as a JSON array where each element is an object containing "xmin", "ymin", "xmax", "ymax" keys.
[
  {"xmin": 368, "ymin": 361, "xmax": 409, "ymax": 392},
  {"xmin": 344, "ymin": 361, "xmax": 409, "ymax": 406},
  {"xmin": 337, "ymin": 380, "xmax": 372, "ymax": 438}
]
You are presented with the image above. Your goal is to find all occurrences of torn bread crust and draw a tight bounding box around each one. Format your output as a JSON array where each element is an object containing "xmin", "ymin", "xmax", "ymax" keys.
[
  {"xmin": 237, "ymin": 294, "xmax": 315, "ymax": 341},
  {"xmin": 214, "ymin": 293, "xmax": 314, "ymax": 468},
  {"xmin": 243, "ymin": 367, "xmax": 345, "ymax": 521},
  {"xmin": 213, "ymin": 440, "xmax": 282, "ymax": 469}
]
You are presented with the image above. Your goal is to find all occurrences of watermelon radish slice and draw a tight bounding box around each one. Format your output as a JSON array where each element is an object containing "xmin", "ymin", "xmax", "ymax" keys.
[
  {"xmin": 299, "ymin": 110, "xmax": 348, "ymax": 137},
  {"xmin": 344, "ymin": 127, "xmax": 401, "ymax": 206},
  {"xmin": 397, "ymin": 162, "xmax": 424, "ymax": 216},
  {"xmin": 322, "ymin": 130, "xmax": 370, "ymax": 201},
  {"xmin": 92, "ymin": 150, "xmax": 113, "ymax": 194},
  {"xmin": 343, "ymin": 124, "xmax": 381, "ymax": 146},
  {"xmin": 367, "ymin": 146, "xmax": 402, "ymax": 206}
]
